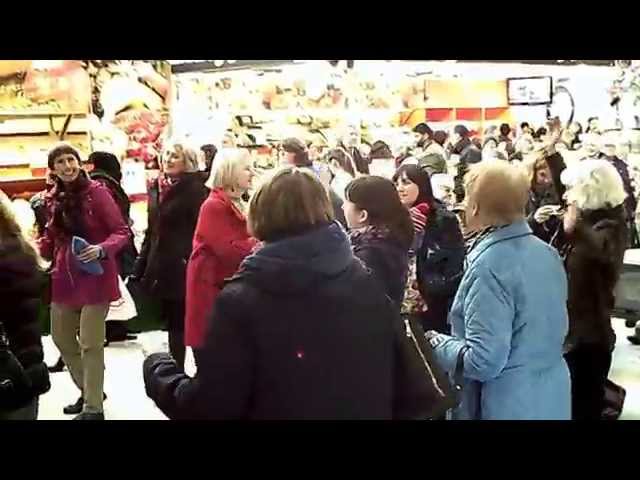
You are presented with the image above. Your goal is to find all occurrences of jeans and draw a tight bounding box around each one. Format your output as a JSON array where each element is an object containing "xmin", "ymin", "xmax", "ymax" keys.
[
  {"xmin": 0, "ymin": 399, "xmax": 39, "ymax": 420},
  {"xmin": 51, "ymin": 303, "xmax": 109, "ymax": 413}
]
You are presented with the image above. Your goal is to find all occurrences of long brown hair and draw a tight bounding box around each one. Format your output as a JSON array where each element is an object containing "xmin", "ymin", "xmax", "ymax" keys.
[
  {"xmin": 345, "ymin": 176, "xmax": 414, "ymax": 250},
  {"xmin": 0, "ymin": 190, "xmax": 45, "ymax": 270}
]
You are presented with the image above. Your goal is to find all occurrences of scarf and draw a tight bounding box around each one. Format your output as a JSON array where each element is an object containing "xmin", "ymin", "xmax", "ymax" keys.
[
  {"xmin": 50, "ymin": 170, "xmax": 91, "ymax": 238},
  {"xmin": 464, "ymin": 225, "xmax": 505, "ymax": 255},
  {"xmin": 409, "ymin": 203, "xmax": 431, "ymax": 234},
  {"xmin": 158, "ymin": 173, "xmax": 178, "ymax": 204},
  {"xmin": 349, "ymin": 224, "xmax": 393, "ymax": 247}
]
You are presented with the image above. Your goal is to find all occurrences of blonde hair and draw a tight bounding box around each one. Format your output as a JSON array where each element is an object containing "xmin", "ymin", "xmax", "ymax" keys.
[
  {"xmin": 523, "ymin": 153, "xmax": 550, "ymax": 189},
  {"xmin": 465, "ymin": 161, "xmax": 529, "ymax": 227},
  {"xmin": 0, "ymin": 189, "xmax": 45, "ymax": 269},
  {"xmin": 206, "ymin": 148, "xmax": 252, "ymax": 190},
  {"xmin": 248, "ymin": 167, "xmax": 334, "ymax": 242},
  {"xmin": 561, "ymin": 159, "xmax": 627, "ymax": 211},
  {"xmin": 162, "ymin": 140, "xmax": 200, "ymax": 173}
]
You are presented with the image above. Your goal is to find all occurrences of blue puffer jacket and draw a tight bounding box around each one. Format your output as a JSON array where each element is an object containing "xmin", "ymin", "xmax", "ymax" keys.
[{"xmin": 430, "ymin": 220, "xmax": 571, "ymax": 420}]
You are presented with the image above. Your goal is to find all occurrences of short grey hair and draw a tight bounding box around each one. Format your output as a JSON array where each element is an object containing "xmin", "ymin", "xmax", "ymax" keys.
[{"xmin": 561, "ymin": 159, "xmax": 627, "ymax": 210}]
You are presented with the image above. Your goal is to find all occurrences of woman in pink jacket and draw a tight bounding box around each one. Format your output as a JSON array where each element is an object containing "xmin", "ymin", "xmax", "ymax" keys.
[
  {"xmin": 39, "ymin": 144, "xmax": 130, "ymax": 420},
  {"xmin": 185, "ymin": 149, "xmax": 257, "ymax": 366}
]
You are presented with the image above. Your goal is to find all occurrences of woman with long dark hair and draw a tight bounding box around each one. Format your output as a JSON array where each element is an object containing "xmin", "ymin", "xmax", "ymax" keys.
[
  {"xmin": 343, "ymin": 176, "xmax": 414, "ymax": 309},
  {"xmin": 393, "ymin": 164, "xmax": 465, "ymax": 334},
  {"xmin": 39, "ymin": 144, "xmax": 130, "ymax": 420}
]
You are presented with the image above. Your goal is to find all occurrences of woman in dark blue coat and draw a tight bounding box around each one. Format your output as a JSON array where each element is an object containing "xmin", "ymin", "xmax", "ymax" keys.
[{"xmin": 143, "ymin": 167, "xmax": 415, "ymax": 420}]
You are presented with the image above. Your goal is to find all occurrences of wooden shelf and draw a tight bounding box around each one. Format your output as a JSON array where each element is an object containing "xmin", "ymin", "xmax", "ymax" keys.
[{"xmin": 0, "ymin": 111, "xmax": 88, "ymax": 117}]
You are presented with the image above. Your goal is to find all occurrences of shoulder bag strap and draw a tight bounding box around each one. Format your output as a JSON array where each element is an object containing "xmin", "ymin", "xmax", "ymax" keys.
[{"xmin": 404, "ymin": 317, "xmax": 446, "ymax": 398}]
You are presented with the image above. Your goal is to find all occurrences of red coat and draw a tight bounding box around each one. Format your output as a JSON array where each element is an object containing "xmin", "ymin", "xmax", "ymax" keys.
[{"xmin": 184, "ymin": 188, "xmax": 257, "ymax": 348}]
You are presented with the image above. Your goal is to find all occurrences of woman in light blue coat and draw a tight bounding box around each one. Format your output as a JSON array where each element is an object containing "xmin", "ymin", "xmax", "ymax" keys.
[{"xmin": 426, "ymin": 161, "xmax": 571, "ymax": 420}]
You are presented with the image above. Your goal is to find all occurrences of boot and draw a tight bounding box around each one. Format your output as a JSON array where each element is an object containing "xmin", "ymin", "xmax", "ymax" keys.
[
  {"xmin": 63, "ymin": 393, "xmax": 108, "ymax": 415},
  {"xmin": 63, "ymin": 396, "xmax": 84, "ymax": 415},
  {"xmin": 48, "ymin": 356, "xmax": 66, "ymax": 373}
]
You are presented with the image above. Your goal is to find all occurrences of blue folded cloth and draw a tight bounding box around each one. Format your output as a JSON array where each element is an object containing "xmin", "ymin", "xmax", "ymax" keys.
[{"xmin": 71, "ymin": 236, "xmax": 104, "ymax": 276}]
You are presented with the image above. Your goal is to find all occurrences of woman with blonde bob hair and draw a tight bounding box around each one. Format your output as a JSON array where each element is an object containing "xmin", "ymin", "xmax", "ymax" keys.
[
  {"xmin": 0, "ymin": 190, "xmax": 50, "ymax": 420},
  {"xmin": 559, "ymin": 159, "xmax": 628, "ymax": 420},
  {"xmin": 184, "ymin": 148, "xmax": 257, "ymax": 366},
  {"xmin": 131, "ymin": 139, "xmax": 208, "ymax": 371},
  {"xmin": 427, "ymin": 161, "xmax": 571, "ymax": 420},
  {"xmin": 144, "ymin": 166, "xmax": 431, "ymax": 420}
]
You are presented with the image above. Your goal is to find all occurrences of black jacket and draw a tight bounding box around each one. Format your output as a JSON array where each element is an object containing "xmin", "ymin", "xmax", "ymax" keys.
[
  {"xmin": 452, "ymin": 139, "xmax": 482, "ymax": 203},
  {"xmin": 133, "ymin": 172, "xmax": 208, "ymax": 300},
  {"xmin": 525, "ymin": 152, "xmax": 569, "ymax": 247},
  {"xmin": 349, "ymin": 226, "xmax": 409, "ymax": 309},
  {"xmin": 144, "ymin": 222, "xmax": 403, "ymax": 420},
  {"xmin": 416, "ymin": 204, "xmax": 465, "ymax": 315},
  {"xmin": 329, "ymin": 188, "xmax": 347, "ymax": 228},
  {"xmin": 90, "ymin": 169, "xmax": 138, "ymax": 277},
  {"xmin": 564, "ymin": 205, "xmax": 628, "ymax": 351},
  {"xmin": 90, "ymin": 170, "xmax": 131, "ymax": 221},
  {"xmin": 0, "ymin": 238, "xmax": 50, "ymax": 410}
]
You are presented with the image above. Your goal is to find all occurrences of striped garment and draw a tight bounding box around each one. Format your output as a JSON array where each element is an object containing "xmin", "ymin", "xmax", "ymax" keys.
[{"xmin": 409, "ymin": 203, "xmax": 430, "ymax": 234}]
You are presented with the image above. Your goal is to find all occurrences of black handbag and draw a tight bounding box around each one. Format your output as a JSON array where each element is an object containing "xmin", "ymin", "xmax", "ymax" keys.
[
  {"xmin": 602, "ymin": 379, "xmax": 626, "ymax": 420},
  {"xmin": 393, "ymin": 315, "xmax": 461, "ymax": 420},
  {"xmin": 0, "ymin": 320, "xmax": 31, "ymax": 411}
]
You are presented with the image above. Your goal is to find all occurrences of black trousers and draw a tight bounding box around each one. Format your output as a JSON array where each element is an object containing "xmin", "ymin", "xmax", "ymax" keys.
[
  {"xmin": 160, "ymin": 299, "xmax": 186, "ymax": 371},
  {"xmin": 193, "ymin": 348, "xmax": 205, "ymax": 371},
  {"xmin": 564, "ymin": 344, "xmax": 613, "ymax": 421}
]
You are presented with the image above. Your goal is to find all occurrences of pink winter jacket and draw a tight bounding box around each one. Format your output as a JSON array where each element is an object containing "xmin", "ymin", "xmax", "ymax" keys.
[{"xmin": 39, "ymin": 180, "xmax": 130, "ymax": 308}]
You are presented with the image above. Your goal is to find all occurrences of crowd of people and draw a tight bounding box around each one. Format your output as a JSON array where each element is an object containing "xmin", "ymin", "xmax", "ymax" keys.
[{"xmin": 0, "ymin": 114, "xmax": 637, "ymax": 420}]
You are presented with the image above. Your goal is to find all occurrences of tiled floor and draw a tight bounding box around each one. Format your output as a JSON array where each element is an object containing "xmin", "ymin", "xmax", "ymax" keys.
[
  {"xmin": 37, "ymin": 320, "xmax": 640, "ymax": 420},
  {"xmin": 38, "ymin": 331, "xmax": 185, "ymax": 420},
  {"xmin": 610, "ymin": 319, "xmax": 640, "ymax": 419}
]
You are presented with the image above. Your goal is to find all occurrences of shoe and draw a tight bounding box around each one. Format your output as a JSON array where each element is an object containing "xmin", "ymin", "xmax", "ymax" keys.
[
  {"xmin": 628, "ymin": 335, "xmax": 640, "ymax": 346},
  {"xmin": 63, "ymin": 396, "xmax": 84, "ymax": 415},
  {"xmin": 73, "ymin": 411, "xmax": 104, "ymax": 420},
  {"xmin": 48, "ymin": 357, "xmax": 66, "ymax": 373},
  {"xmin": 63, "ymin": 393, "xmax": 108, "ymax": 415}
]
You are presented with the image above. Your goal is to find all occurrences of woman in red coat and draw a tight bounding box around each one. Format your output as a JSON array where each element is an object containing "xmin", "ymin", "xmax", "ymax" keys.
[{"xmin": 185, "ymin": 149, "xmax": 258, "ymax": 366}]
